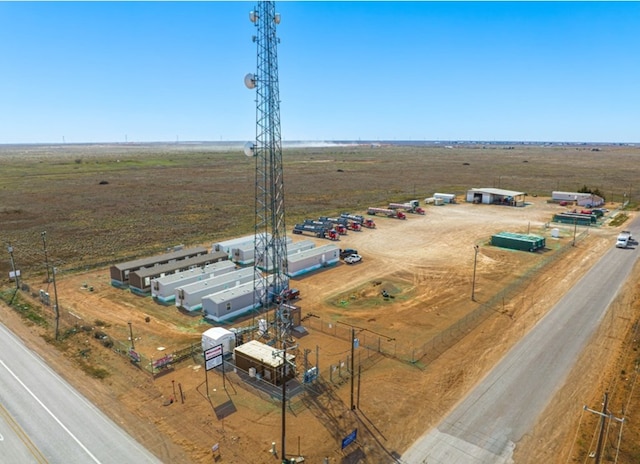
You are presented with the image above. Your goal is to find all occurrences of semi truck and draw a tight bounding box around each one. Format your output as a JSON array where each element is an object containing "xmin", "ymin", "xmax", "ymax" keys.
[
  {"xmin": 388, "ymin": 202, "xmax": 426, "ymax": 215},
  {"xmin": 293, "ymin": 224, "xmax": 339, "ymax": 241},
  {"xmin": 367, "ymin": 207, "xmax": 407, "ymax": 219},
  {"xmin": 340, "ymin": 213, "xmax": 376, "ymax": 228}
]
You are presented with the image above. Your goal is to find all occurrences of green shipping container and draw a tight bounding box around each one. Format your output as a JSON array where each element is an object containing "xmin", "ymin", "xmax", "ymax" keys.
[{"xmin": 491, "ymin": 232, "xmax": 546, "ymax": 252}]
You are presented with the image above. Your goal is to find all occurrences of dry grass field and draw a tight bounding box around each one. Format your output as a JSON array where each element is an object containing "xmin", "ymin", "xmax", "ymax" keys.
[{"xmin": 1, "ymin": 142, "xmax": 640, "ymax": 463}]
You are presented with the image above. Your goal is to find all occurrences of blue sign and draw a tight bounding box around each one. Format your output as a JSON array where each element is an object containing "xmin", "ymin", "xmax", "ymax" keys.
[{"xmin": 341, "ymin": 428, "xmax": 357, "ymax": 449}]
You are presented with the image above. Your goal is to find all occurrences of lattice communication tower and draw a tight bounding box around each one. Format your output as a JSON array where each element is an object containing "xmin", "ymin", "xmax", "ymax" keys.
[{"xmin": 244, "ymin": 2, "xmax": 291, "ymax": 345}]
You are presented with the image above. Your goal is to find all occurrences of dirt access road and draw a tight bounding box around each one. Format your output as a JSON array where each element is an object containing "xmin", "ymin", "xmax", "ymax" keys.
[{"xmin": 2, "ymin": 198, "xmax": 639, "ymax": 463}]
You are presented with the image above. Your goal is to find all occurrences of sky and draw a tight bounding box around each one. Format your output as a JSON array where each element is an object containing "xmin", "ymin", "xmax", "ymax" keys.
[{"xmin": 1, "ymin": 1, "xmax": 639, "ymax": 144}]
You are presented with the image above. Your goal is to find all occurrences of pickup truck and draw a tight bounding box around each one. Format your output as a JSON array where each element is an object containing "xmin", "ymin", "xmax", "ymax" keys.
[
  {"xmin": 275, "ymin": 288, "xmax": 300, "ymax": 303},
  {"xmin": 616, "ymin": 231, "xmax": 632, "ymax": 248}
]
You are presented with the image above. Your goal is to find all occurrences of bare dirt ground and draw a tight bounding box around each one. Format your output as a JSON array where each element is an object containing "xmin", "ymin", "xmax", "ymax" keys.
[
  {"xmin": 3, "ymin": 198, "xmax": 639, "ymax": 463},
  {"xmin": 2, "ymin": 144, "xmax": 640, "ymax": 463}
]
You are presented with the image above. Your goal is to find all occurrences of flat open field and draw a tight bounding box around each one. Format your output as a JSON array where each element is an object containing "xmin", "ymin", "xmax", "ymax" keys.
[{"xmin": 1, "ymin": 143, "xmax": 640, "ymax": 463}]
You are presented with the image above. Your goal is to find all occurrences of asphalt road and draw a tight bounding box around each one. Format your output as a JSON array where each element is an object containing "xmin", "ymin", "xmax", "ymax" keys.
[
  {"xmin": 403, "ymin": 219, "xmax": 640, "ymax": 464},
  {"xmin": 0, "ymin": 323, "xmax": 161, "ymax": 464}
]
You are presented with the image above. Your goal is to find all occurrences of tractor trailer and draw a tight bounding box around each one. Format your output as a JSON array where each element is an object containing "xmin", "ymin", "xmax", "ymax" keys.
[
  {"xmin": 367, "ymin": 207, "xmax": 407, "ymax": 219},
  {"xmin": 293, "ymin": 224, "xmax": 339, "ymax": 241}
]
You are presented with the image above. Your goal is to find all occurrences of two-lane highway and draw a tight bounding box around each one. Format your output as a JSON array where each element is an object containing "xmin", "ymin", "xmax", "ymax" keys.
[
  {"xmin": 403, "ymin": 217, "xmax": 640, "ymax": 463},
  {"xmin": 0, "ymin": 323, "xmax": 161, "ymax": 464}
]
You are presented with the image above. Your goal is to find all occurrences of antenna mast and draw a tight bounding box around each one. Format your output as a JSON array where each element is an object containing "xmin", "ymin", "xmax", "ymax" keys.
[{"xmin": 245, "ymin": 2, "xmax": 291, "ymax": 346}]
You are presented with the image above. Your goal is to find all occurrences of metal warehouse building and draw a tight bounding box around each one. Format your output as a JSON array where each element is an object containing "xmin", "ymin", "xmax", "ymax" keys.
[
  {"xmin": 128, "ymin": 251, "xmax": 228, "ymax": 295},
  {"xmin": 466, "ymin": 188, "xmax": 526, "ymax": 207},
  {"xmin": 110, "ymin": 246, "xmax": 209, "ymax": 287},
  {"xmin": 151, "ymin": 260, "xmax": 237, "ymax": 304}
]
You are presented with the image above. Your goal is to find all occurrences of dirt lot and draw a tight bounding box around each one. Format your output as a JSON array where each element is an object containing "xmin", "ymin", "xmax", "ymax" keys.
[{"xmin": 1, "ymin": 143, "xmax": 640, "ymax": 463}]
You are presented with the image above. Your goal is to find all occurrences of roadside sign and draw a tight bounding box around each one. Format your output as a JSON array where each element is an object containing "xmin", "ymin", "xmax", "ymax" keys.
[{"xmin": 205, "ymin": 344, "xmax": 223, "ymax": 371}]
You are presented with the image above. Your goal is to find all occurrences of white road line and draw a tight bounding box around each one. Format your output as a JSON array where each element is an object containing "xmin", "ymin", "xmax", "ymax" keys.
[{"xmin": 0, "ymin": 359, "xmax": 102, "ymax": 464}]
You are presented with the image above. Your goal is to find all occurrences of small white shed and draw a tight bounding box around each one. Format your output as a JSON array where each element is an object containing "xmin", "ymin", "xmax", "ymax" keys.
[{"xmin": 201, "ymin": 327, "xmax": 236, "ymax": 356}]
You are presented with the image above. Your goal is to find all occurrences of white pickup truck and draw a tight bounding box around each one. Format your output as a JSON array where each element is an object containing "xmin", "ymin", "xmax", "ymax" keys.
[{"xmin": 616, "ymin": 230, "xmax": 632, "ymax": 248}]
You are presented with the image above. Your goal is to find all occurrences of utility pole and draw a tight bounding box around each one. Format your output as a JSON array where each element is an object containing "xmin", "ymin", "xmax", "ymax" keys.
[
  {"xmin": 273, "ymin": 342, "xmax": 296, "ymax": 464},
  {"xmin": 7, "ymin": 244, "xmax": 19, "ymax": 290},
  {"xmin": 350, "ymin": 327, "xmax": 356, "ymax": 410},
  {"xmin": 51, "ymin": 265, "xmax": 60, "ymax": 340},
  {"xmin": 584, "ymin": 392, "xmax": 624, "ymax": 464},
  {"xmin": 471, "ymin": 245, "xmax": 479, "ymax": 301},
  {"xmin": 42, "ymin": 231, "xmax": 50, "ymax": 283},
  {"xmin": 128, "ymin": 321, "xmax": 135, "ymax": 350}
]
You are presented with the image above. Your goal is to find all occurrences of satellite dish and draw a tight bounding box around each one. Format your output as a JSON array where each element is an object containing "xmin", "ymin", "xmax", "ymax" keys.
[
  {"xmin": 244, "ymin": 73, "xmax": 256, "ymax": 89},
  {"xmin": 244, "ymin": 141, "xmax": 255, "ymax": 157},
  {"xmin": 274, "ymin": 13, "xmax": 281, "ymax": 24},
  {"xmin": 249, "ymin": 10, "xmax": 258, "ymax": 23}
]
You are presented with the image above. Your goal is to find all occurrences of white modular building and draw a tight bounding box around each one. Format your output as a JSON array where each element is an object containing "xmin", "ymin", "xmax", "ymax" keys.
[
  {"xmin": 201, "ymin": 327, "xmax": 236, "ymax": 357},
  {"xmin": 175, "ymin": 267, "xmax": 257, "ymax": 312},
  {"xmin": 151, "ymin": 260, "xmax": 237, "ymax": 304},
  {"xmin": 232, "ymin": 236, "xmax": 293, "ymax": 266},
  {"xmin": 202, "ymin": 281, "xmax": 264, "ymax": 323},
  {"xmin": 213, "ymin": 233, "xmax": 270, "ymax": 259},
  {"xmin": 286, "ymin": 244, "xmax": 340, "ymax": 277},
  {"xmin": 259, "ymin": 239, "xmax": 316, "ymax": 272}
]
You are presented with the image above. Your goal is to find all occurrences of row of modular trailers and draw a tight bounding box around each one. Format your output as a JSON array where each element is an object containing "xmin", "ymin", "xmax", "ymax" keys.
[{"xmin": 108, "ymin": 233, "xmax": 341, "ymax": 323}]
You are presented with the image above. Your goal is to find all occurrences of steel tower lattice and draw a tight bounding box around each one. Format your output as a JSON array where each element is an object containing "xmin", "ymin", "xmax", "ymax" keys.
[{"xmin": 247, "ymin": 2, "xmax": 291, "ymax": 345}]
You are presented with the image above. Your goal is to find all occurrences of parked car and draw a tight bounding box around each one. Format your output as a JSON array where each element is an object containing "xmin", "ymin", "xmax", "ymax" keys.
[{"xmin": 344, "ymin": 254, "xmax": 362, "ymax": 264}]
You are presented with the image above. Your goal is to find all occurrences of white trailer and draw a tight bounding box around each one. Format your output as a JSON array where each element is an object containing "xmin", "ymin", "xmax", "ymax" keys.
[
  {"xmin": 258, "ymin": 240, "xmax": 316, "ymax": 272},
  {"xmin": 233, "ymin": 236, "xmax": 292, "ymax": 266},
  {"xmin": 213, "ymin": 233, "xmax": 270, "ymax": 259},
  {"xmin": 433, "ymin": 193, "xmax": 456, "ymax": 204},
  {"xmin": 286, "ymin": 244, "xmax": 340, "ymax": 277},
  {"xmin": 175, "ymin": 267, "xmax": 257, "ymax": 312},
  {"xmin": 151, "ymin": 260, "xmax": 236, "ymax": 304},
  {"xmin": 202, "ymin": 282, "xmax": 264, "ymax": 323}
]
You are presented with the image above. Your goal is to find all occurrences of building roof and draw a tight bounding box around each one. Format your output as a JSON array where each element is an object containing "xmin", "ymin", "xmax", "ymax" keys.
[
  {"xmin": 468, "ymin": 188, "xmax": 526, "ymax": 197},
  {"xmin": 132, "ymin": 251, "xmax": 228, "ymax": 279},
  {"xmin": 233, "ymin": 340, "xmax": 295, "ymax": 368},
  {"xmin": 112, "ymin": 246, "xmax": 209, "ymax": 272}
]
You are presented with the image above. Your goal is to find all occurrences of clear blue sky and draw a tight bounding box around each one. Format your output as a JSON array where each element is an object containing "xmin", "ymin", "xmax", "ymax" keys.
[{"xmin": 1, "ymin": 1, "xmax": 638, "ymax": 144}]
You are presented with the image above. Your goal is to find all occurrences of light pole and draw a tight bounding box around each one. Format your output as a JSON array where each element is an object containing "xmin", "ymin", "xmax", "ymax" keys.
[
  {"xmin": 41, "ymin": 231, "xmax": 50, "ymax": 283},
  {"xmin": 471, "ymin": 245, "xmax": 479, "ymax": 301}
]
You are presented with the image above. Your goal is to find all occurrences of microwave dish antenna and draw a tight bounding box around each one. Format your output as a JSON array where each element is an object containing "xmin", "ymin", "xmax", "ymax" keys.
[
  {"xmin": 243, "ymin": 141, "xmax": 256, "ymax": 157},
  {"xmin": 244, "ymin": 73, "xmax": 256, "ymax": 89}
]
